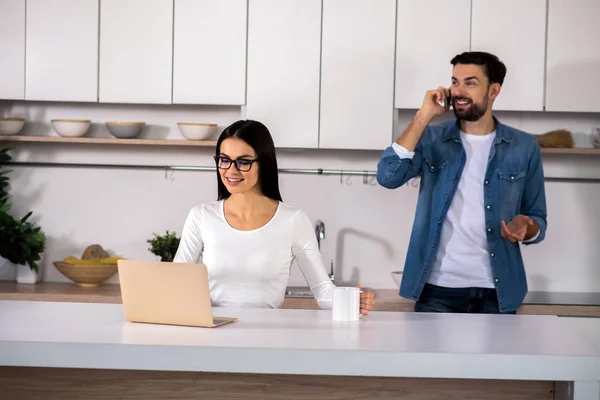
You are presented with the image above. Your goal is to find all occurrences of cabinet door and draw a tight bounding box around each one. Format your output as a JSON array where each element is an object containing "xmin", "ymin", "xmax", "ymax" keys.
[
  {"xmin": 99, "ymin": 0, "xmax": 173, "ymax": 104},
  {"xmin": 546, "ymin": 0, "xmax": 600, "ymax": 112},
  {"xmin": 320, "ymin": 0, "xmax": 396, "ymax": 150},
  {"xmin": 246, "ymin": 0, "xmax": 321, "ymax": 148},
  {"xmin": 26, "ymin": 0, "xmax": 99, "ymax": 102},
  {"xmin": 395, "ymin": 0, "xmax": 471, "ymax": 109},
  {"xmin": 173, "ymin": 0, "xmax": 247, "ymax": 105},
  {"xmin": 471, "ymin": 0, "xmax": 546, "ymax": 111},
  {"xmin": 0, "ymin": 0, "xmax": 25, "ymax": 100}
]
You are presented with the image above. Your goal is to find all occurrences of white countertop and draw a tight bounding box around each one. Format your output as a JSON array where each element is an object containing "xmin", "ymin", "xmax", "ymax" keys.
[{"xmin": 0, "ymin": 300, "xmax": 599, "ymax": 382}]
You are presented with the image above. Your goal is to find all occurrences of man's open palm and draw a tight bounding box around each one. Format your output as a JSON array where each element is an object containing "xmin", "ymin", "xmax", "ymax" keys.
[{"xmin": 500, "ymin": 215, "xmax": 533, "ymax": 243}]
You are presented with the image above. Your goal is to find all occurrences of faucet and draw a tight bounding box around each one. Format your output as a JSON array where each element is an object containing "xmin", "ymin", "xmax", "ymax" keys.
[
  {"xmin": 315, "ymin": 220, "xmax": 325, "ymax": 250},
  {"xmin": 315, "ymin": 220, "xmax": 335, "ymax": 283}
]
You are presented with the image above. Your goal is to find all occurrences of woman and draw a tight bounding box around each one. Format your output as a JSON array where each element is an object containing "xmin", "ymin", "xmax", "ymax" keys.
[{"xmin": 173, "ymin": 120, "xmax": 374, "ymax": 315}]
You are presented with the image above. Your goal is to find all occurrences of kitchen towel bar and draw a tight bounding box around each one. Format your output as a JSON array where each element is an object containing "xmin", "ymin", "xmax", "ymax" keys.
[
  {"xmin": 6, "ymin": 161, "xmax": 600, "ymax": 183},
  {"xmin": 6, "ymin": 161, "xmax": 378, "ymax": 176}
]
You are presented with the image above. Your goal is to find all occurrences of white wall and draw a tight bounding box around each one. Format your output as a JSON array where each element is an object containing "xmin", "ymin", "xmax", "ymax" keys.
[{"xmin": 2, "ymin": 100, "xmax": 600, "ymax": 292}]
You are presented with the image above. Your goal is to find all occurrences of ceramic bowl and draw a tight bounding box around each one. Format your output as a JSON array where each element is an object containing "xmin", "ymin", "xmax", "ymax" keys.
[
  {"xmin": 53, "ymin": 261, "xmax": 118, "ymax": 288},
  {"xmin": 51, "ymin": 119, "xmax": 91, "ymax": 137},
  {"xmin": 106, "ymin": 122, "xmax": 145, "ymax": 139},
  {"xmin": 0, "ymin": 118, "xmax": 25, "ymax": 136},
  {"xmin": 391, "ymin": 271, "xmax": 403, "ymax": 287},
  {"xmin": 177, "ymin": 122, "xmax": 218, "ymax": 140}
]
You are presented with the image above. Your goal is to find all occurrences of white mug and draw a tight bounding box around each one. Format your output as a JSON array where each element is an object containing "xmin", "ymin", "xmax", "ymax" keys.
[{"xmin": 332, "ymin": 286, "xmax": 360, "ymax": 321}]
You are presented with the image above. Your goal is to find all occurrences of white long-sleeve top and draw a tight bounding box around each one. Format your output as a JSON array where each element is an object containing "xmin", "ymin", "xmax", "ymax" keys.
[{"xmin": 173, "ymin": 200, "xmax": 334, "ymax": 309}]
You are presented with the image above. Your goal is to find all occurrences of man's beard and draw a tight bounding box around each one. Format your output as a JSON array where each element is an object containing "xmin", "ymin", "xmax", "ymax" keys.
[{"xmin": 452, "ymin": 95, "xmax": 488, "ymax": 122}]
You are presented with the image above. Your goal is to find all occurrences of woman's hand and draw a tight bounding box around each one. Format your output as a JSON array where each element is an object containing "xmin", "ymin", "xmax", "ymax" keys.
[{"xmin": 358, "ymin": 286, "xmax": 375, "ymax": 315}]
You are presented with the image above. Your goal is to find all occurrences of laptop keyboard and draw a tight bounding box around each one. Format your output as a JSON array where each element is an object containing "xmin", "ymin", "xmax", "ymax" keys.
[{"xmin": 213, "ymin": 318, "xmax": 229, "ymax": 325}]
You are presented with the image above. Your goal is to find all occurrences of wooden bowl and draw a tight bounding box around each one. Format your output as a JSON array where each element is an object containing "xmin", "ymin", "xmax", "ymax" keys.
[
  {"xmin": 51, "ymin": 119, "xmax": 91, "ymax": 137},
  {"xmin": 0, "ymin": 118, "xmax": 25, "ymax": 136},
  {"xmin": 106, "ymin": 122, "xmax": 145, "ymax": 139},
  {"xmin": 177, "ymin": 122, "xmax": 218, "ymax": 140},
  {"xmin": 53, "ymin": 262, "xmax": 118, "ymax": 288}
]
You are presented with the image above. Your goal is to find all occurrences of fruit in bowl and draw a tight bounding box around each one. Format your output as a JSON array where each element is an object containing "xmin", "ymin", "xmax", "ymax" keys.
[
  {"xmin": 0, "ymin": 118, "xmax": 25, "ymax": 136},
  {"xmin": 177, "ymin": 122, "xmax": 217, "ymax": 140},
  {"xmin": 51, "ymin": 119, "xmax": 91, "ymax": 137},
  {"xmin": 53, "ymin": 244, "xmax": 124, "ymax": 288}
]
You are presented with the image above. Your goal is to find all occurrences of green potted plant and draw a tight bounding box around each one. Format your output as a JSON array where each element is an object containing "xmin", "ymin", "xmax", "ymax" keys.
[
  {"xmin": 0, "ymin": 147, "xmax": 46, "ymax": 283},
  {"xmin": 0, "ymin": 210, "xmax": 46, "ymax": 282},
  {"xmin": 0, "ymin": 148, "xmax": 13, "ymax": 280},
  {"xmin": 0, "ymin": 147, "xmax": 12, "ymax": 210},
  {"xmin": 147, "ymin": 230, "xmax": 180, "ymax": 262}
]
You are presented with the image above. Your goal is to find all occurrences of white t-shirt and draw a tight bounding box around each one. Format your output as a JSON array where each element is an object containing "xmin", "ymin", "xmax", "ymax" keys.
[
  {"xmin": 173, "ymin": 200, "xmax": 334, "ymax": 309},
  {"xmin": 394, "ymin": 131, "xmax": 496, "ymax": 288},
  {"xmin": 428, "ymin": 131, "xmax": 496, "ymax": 288}
]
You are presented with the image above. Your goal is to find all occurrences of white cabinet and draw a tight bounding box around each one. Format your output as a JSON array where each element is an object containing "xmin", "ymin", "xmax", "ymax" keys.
[
  {"xmin": 471, "ymin": 0, "xmax": 546, "ymax": 111},
  {"xmin": 0, "ymin": 0, "xmax": 25, "ymax": 100},
  {"xmin": 395, "ymin": 0, "xmax": 470, "ymax": 109},
  {"xmin": 546, "ymin": 0, "xmax": 600, "ymax": 113},
  {"xmin": 25, "ymin": 0, "xmax": 99, "ymax": 102},
  {"xmin": 246, "ymin": 0, "xmax": 321, "ymax": 148},
  {"xmin": 173, "ymin": 0, "xmax": 247, "ymax": 105},
  {"xmin": 99, "ymin": 0, "xmax": 173, "ymax": 104},
  {"xmin": 319, "ymin": 0, "xmax": 396, "ymax": 150}
]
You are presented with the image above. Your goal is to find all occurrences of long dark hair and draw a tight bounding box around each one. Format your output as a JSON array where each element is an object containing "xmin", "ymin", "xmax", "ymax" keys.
[{"xmin": 215, "ymin": 120, "xmax": 282, "ymax": 202}]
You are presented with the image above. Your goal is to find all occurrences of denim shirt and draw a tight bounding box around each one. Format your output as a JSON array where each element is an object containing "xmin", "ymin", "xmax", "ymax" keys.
[{"xmin": 376, "ymin": 117, "xmax": 547, "ymax": 312}]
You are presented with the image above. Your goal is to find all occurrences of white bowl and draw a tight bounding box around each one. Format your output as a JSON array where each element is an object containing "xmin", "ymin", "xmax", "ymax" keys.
[
  {"xmin": 177, "ymin": 122, "xmax": 218, "ymax": 140},
  {"xmin": 106, "ymin": 122, "xmax": 145, "ymax": 139},
  {"xmin": 391, "ymin": 271, "xmax": 403, "ymax": 287},
  {"xmin": 51, "ymin": 119, "xmax": 91, "ymax": 137},
  {"xmin": 0, "ymin": 118, "xmax": 25, "ymax": 136}
]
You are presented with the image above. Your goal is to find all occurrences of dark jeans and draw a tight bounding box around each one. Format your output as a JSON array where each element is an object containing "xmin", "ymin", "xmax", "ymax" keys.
[{"xmin": 414, "ymin": 283, "xmax": 516, "ymax": 314}]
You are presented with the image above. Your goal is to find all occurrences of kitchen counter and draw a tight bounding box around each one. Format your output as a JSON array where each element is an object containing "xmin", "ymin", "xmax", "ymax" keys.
[
  {"xmin": 525, "ymin": 291, "xmax": 600, "ymax": 306},
  {"xmin": 1, "ymin": 281, "xmax": 600, "ymax": 317},
  {"xmin": 0, "ymin": 299, "xmax": 599, "ymax": 400}
]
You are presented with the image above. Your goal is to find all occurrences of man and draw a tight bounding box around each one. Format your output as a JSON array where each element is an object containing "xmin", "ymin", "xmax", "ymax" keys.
[{"xmin": 377, "ymin": 51, "xmax": 547, "ymax": 314}]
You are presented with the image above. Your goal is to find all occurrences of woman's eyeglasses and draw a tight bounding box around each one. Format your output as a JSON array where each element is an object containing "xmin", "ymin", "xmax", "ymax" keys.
[{"xmin": 214, "ymin": 156, "xmax": 258, "ymax": 172}]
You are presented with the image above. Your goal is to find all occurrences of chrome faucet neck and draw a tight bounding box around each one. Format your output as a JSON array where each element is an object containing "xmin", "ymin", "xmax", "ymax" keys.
[{"xmin": 315, "ymin": 220, "xmax": 325, "ymax": 250}]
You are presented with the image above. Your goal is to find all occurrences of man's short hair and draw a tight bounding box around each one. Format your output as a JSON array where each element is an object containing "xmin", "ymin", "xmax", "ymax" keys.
[{"xmin": 450, "ymin": 51, "xmax": 507, "ymax": 86}]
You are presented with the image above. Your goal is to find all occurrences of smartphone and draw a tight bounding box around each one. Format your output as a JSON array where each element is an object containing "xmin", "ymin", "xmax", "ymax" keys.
[{"xmin": 437, "ymin": 87, "xmax": 452, "ymax": 108}]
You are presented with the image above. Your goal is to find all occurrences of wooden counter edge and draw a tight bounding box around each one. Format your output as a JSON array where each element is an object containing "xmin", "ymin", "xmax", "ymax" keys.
[{"xmin": 0, "ymin": 282, "xmax": 599, "ymax": 317}]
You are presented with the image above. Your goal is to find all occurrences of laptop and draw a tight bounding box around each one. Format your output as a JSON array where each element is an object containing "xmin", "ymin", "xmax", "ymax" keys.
[{"xmin": 117, "ymin": 259, "xmax": 237, "ymax": 328}]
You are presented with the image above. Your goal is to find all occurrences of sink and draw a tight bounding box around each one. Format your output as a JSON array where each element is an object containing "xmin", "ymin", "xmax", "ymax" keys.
[{"xmin": 285, "ymin": 286, "xmax": 314, "ymax": 298}]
